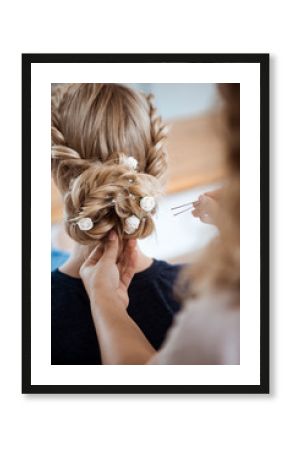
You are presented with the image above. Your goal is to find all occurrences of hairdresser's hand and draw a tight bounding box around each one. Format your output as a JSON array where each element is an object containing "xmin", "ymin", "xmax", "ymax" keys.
[
  {"xmin": 192, "ymin": 189, "xmax": 222, "ymax": 225},
  {"xmin": 80, "ymin": 232, "xmax": 138, "ymax": 311}
]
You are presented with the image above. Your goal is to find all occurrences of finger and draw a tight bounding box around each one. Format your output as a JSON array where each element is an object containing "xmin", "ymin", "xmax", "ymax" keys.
[
  {"xmin": 199, "ymin": 194, "xmax": 210, "ymax": 205},
  {"xmin": 123, "ymin": 240, "xmax": 137, "ymax": 262},
  {"xmin": 200, "ymin": 194, "xmax": 213, "ymax": 206},
  {"xmin": 102, "ymin": 231, "xmax": 119, "ymax": 263},
  {"xmin": 201, "ymin": 196, "xmax": 219, "ymax": 220},
  {"xmin": 204, "ymin": 188, "xmax": 222, "ymax": 201},
  {"xmin": 117, "ymin": 239, "xmax": 129, "ymax": 266},
  {"xmin": 127, "ymin": 239, "xmax": 137, "ymax": 250},
  {"xmin": 120, "ymin": 239, "xmax": 136, "ymax": 261},
  {"xmin": 192, "ymin": 207, "xmax": 201, "ymax": 218},
  {"xmin": 121, "ymin": 248, "xmax": 138, "ymax": 289},
  {"xmin": 199, "ymin": 212, "xmax": 213, "ymax": 224},
  {"xmin": 117, "ymin": 241, "xmax": 126, "ymax": 273},
  {"xmin": 193, "ymin": 199, "xmax": 214, "ymax": 223},
  {"xmin": 118, "ymin": 240, "xmax": 134, "ymax": 272},
  {"xmin": 117, "ymin": 239, "xmax": 136, "ymax": 274},
  {"xmin": 120, "ymin": 240, "xmax": 137, "ymax": 283},
  {"xmin": 81, "ymin": 244, "xmax": 103, "ymax": 268}
]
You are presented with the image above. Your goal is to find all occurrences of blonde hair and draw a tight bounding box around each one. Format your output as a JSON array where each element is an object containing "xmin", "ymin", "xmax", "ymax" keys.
[
  {"xmin": 51, "ymin": 84, "xmax": 168, "ymax": 245},
  {"xmin": 177, "ymin": 84, "xmax": 240, "ymax": 300}
]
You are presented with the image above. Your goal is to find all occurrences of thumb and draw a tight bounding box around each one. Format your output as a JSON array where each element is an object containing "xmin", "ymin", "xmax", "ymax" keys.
[
  {"xmin": 102, "ymin": 231, "xmax": 119, "ymax": 263},
  {"xmin": 81, "ymin": 244, "xmax": 103, "ymax": 270},
  {"xmin": 79, "ymin": 246, "xmax": 102, "ymax": 279}
]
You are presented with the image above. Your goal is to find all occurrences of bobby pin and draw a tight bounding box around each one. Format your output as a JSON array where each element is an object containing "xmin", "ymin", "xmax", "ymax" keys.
[
  {"xmin": 171, "ymin": 201, "xmax": 194, "ymax": 211},
  {"xmin": 171, "ymin": 201, "xmax": 200, "ymax": 217},
  {"xmin": 172, "ymin": 206, "xmax": 193, "ymax": 216}
]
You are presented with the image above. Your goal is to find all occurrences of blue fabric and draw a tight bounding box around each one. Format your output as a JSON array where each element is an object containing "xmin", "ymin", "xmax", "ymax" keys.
[
  {"xmin": 51, "ymin": 259, "xmax": 183, "ymax": 365},
  {"xmin": 51, "ymin": 248, "xmax": 70, "ymax": 271}
]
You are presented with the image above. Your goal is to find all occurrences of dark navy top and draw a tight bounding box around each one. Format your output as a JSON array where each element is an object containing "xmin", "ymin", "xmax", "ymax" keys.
[{"xmin": 51, "ymin": 259, "xmax": 182, "ymax": 364}]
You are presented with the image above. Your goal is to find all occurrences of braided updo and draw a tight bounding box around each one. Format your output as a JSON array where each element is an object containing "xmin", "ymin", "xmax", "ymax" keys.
[{"xmin": 51, "ymin": 83, "xmax": 168, "ymax": 245}]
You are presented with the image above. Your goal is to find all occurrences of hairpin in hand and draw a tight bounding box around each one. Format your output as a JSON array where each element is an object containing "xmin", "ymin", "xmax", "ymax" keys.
[{"xmin": 171, "ymin": 201, "xmax": 199, "ymax": 216}]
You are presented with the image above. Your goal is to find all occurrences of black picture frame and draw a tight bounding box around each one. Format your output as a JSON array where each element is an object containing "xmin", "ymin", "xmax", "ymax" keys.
[{"xmin": 22, "ymin": 53, "xmax": 269, "ymax": 394}]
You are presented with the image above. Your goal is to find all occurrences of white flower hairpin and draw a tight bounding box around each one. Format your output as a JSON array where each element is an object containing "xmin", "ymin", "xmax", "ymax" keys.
[
  {"xmin": 77, "ymin": 217, "xmax": 94, "ymax": 231},
  {"xmin": 140, "ymin": 196, "xmax": 156, "ymax": 213},
  {"xmin": 119, "ymin": 154, "xmax": 138, "ymax": 171},
  {"xmin": 124, "ymin": 215, "xmax": 140, "ymax": 234}
]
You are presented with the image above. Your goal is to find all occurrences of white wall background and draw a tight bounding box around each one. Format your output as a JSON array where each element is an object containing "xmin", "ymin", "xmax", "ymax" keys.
[
  {"xmin": 128, "ymin": 83, "xmax": 219, "ymax": 259},
  {"xmin": 139, "ymin": 184, "xmax": 218, "ymax": 260},
  {"xmin": 0, "ymin": 2, "xmax": 286, "ymax": 450}
]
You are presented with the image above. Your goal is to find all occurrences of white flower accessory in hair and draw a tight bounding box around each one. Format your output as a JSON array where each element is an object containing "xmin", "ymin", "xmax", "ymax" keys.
[
  {"xmin": 77, "ymin": 217, "xmax": 94, "ymax": 231},
  {"xmin": 124, "ymin": 215, "xmax": 140, "ymax": 234},
  {"xmin": 119, "ymin": 154, "xmax": 138, "ymax": 171},
  {"xmin": 140, "ymin": 196, "xmax": 156, "ymax": 213}
]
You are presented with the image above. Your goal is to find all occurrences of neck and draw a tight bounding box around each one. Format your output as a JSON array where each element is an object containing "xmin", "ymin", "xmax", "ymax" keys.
[{"xmin": 59, "ymin": 242, "xmax": 153, "ymax": 279}]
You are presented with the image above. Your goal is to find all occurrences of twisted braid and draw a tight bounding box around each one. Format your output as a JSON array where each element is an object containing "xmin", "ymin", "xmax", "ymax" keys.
[
  {"xmin": 51, "ymin": 84, "xmax": 91, "ymax": 192},
  {"xmin": 51, "ymin": 83, "xmax": 168, "ymax": 245},
  {"xmin": 51, "ymin": 83, "xmax": 71, "ymax": 146},
  {"xmin": 145, "ymin": 93, "xmax": 168, "ymax": 184}
]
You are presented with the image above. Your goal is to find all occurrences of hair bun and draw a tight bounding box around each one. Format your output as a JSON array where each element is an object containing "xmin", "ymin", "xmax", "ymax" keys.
[{"xmin": 63, "ymin": 160, "xmax": 160, "ymax": 245}]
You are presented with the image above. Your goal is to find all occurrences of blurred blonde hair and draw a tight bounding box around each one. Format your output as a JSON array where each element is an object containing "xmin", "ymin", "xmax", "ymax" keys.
[
  {"xmin": 178, "ymin": 84, "xmax": 240, "ymax": 300},
  {"xmin": 51, "ymin": 83, "xmax": 168, "ymax": 245}
]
